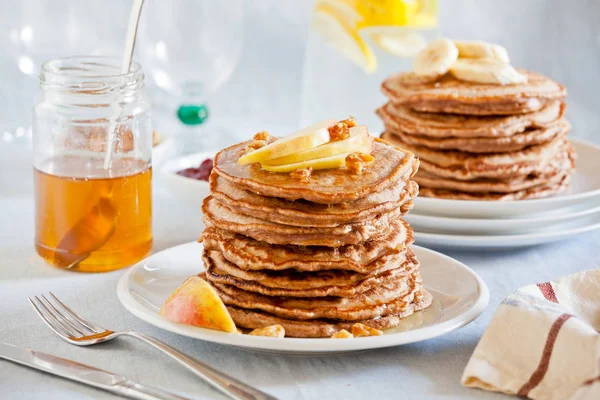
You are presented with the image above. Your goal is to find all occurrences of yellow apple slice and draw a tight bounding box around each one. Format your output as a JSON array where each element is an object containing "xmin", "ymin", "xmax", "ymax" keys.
[
  {"xmin": 160, "ymin": 276, "xmax": 237, "ymax": 333},
  {"xmin": 239, "ymin": 119, "xmax": 336, "ymax": 165},
  {"xmin": 260, "ymin": 152, "xmax": 353, "ymax": 173},
  {"xmin": 262, "ymin": 125, "xmax": 372, "ymax": 166}
]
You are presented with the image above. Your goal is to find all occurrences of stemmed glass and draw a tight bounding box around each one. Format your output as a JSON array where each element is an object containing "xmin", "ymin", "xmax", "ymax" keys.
[
  {"xmin": 136, "ymin": 0, "xmax": 245, "ymax": 152},
  {"xmin": 1, "ymin": 0, "xmax": 125, "ymax": 145}
]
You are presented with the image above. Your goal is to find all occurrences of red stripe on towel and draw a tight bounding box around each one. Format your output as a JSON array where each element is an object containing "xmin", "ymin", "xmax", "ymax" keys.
[
  {"xmin": 517, "ymin": 313, "xmax": 572, "ymax": 397},
  {"xmin": 537, "ymin": 282, "xmax": 559, "ymax": 303},
  {"xmin": 583, "ymin": 375, "xmax": 600, "ymax": 386}
]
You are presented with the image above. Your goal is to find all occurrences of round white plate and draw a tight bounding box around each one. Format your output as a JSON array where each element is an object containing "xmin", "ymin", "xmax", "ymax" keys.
[
  {"xmin": 117, "ymin": 242, "xmax": 489, "ymax": 354},
  {"xmin": 153, "ymin": 135, "xmax": 180, "ymax": 166},
  {"xmin": 406, "ymin": 200, "xmax": 600, "ymax": 235},
  {"xmin": 414, "ymin": 213, "xmax": 600, "ymax": 249},
  {"xmin": 413, "ymin": 139, "xmax": 600, "ymax": 219},
  {"xmin": 160, "ymin": 151, "xmax": 215, "ymax": 208}
]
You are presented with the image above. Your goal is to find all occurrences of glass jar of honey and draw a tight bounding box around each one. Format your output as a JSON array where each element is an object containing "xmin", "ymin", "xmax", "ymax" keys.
[{"xmin": 33, "ymin": 56, "xmax": 152, "ymax": 272}]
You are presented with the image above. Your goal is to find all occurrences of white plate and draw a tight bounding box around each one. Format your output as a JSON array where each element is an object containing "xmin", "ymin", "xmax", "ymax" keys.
[
  {"xmin": 413, "ymin": 139, "xmax": 600, "ymax": 219},
  {"xmin": 414, "ymin": 213, "xmax": 600, "ymax": 249},
  {"xmin": 153, "ymin": 135, "xmax": 180, "ymax": 166},
  {"xmin": 160, "ymin": 151, "xmax": 216, "ymax": 208},
  {"xmin": 117, "ymin": 242, "xmax": 489, "ymax": 354},
  {"xmin": 406, "ymin": 200, "xmax": 600, "ymax": 235}
]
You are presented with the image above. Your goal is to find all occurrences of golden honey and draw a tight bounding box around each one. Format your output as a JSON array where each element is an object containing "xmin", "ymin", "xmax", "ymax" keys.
[{"xmin": 34, "ymin": 155, "xmax": 152, "ymax": 272}]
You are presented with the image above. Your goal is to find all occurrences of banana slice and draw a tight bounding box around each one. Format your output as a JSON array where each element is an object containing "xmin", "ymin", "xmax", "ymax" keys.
[
  {"xmin": 449, "ymin": 58, "xmax": 527, "ymax": 85},
  {"xmin": 453, "ymin": 40, "xmax": 510, "ymax": 63},
  {"xmin": 413, "ymin": 38, "xmax": 458, "ymax": 79}
]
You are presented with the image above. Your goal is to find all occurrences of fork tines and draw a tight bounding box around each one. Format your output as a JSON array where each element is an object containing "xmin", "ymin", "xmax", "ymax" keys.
[{"xmin": 28, "ymin": 292, "xmax": 105, "ymax": 341}]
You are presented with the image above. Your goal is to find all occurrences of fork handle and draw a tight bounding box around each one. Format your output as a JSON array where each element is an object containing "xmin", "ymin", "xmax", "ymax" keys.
[{"xmin": 124, "ymin": 331, "xmax": 277, "ymax": 400}]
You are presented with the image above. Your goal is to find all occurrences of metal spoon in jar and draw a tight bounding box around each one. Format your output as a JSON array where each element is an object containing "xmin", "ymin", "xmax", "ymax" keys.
[{"xmin": 54, "ymin": 0, "xmax": 146, "ymax": 269}]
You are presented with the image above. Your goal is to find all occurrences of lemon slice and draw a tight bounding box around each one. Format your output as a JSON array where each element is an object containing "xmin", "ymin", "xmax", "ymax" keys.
[
  {"xmin": 371, "ymin": 30, "xmax": 427, "ymax": 58},
  {"xmin": 313, "ymin": 3, "xmax": 377, "ymax": 73},
  {"xmin": 316, "ymin": 0, "xmax": 362, "ymax": 24}
]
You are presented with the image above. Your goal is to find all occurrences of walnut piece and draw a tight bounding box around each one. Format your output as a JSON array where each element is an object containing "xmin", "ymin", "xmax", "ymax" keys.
[
  {"xmin": 351, "ymin": 323, "xmax": 383, "ymax": 337},
  {"xmin": 245, "ymin": 140, "xmax": 268, "ymax": 153},
  {"xmin": 245, "ymin": 131, "xmax": 276, "ymax": 154},
  {"xmin": 339, "ymin": 115, "xmax": 356, "ymax": 128},
  {"xmin": 345, "ymin": 152, "xmax": 375, "ymax": 174},
  {"xmin": 290, "ymin": 167, "xmax": 313, "ymax": 182},
  {"xmin": 249, "ymin": 325, "xmax": 285, "ymax": 338},
  {"xmin": 328, "ymin": 122, "xmax": 350, "ymax": 142},
  {"xmin": 331, "ymin": 329, "xmax": 354, "ymax": 339},
  {"xmin": 253, "ymin": 131, "xmax": 274, "ymax": 142},
  {"xmin": 328, "ymin": 115, "xmax": 356, "ymax": 141}
]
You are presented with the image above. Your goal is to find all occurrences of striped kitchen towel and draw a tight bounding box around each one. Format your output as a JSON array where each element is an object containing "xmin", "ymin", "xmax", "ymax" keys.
[{"xmin": 462, "ymin": 269, "xmax": 600, "ymax": 400}]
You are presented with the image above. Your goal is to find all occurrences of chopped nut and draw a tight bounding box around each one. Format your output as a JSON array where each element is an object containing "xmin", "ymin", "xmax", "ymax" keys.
[
  {"xmin": 249, "ymin": 325, "xmax": 285, "ymax": 338},
  {"xmin": 331, "ymin": 329, "xmax": 354, "ymax": 339},
  {"xmin": 414, "ymin": 290, "xmax": 424, "ymax": 302},
  {"xmin": 290, "ymin": 167, "xmax": 313, "ymax": 182},
  {"xmin": 345, "ymin": 152, "xmax": 375, "ymax": 174},
  {"xmin": 328, "ymin": 115, "xmax": 356, "ymax": 141},
  {"xmin": 253, "ymin": 131, "xmax": 274, "ymax": 142},
  {"xmin": 351, "ymin": 323, "xmax": 383, "ymax": 337},
  {"xmin": 339, "ymin": 115, "xmax": 356, "ymax": 128},
  {"xmin": 245, "ymin": 140, "xmax": 268, "ymax": 153},
  {"xmin": 328, "ymin": 122, "xmax": 350, "ymax": 142}
]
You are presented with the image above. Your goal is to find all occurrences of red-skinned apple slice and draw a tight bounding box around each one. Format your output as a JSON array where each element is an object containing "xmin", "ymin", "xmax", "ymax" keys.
[{"xmin": 160, "ymin": 276, "xmax": 238, "ymax": 333}]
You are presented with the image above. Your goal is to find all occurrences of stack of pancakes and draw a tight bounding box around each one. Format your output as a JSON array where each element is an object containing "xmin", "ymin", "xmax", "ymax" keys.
[
  {"xmin": 199, "ymin": 138, "xmax": 432, "ymax": 338},
  {"xmin": 377, "ymin": 71, "xmax": 576, "ymax": 200}
]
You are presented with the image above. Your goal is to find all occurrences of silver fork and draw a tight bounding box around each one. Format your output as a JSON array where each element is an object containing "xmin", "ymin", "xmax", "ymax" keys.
[{"xmin": 29, "ymin": 292, "xmax": 277, "ymax": 400}]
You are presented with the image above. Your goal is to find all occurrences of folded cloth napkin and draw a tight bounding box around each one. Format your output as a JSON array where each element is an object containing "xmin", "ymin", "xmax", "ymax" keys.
[{"xmin": 462, "ymin": 269, "xmax": 600, "ymax": 400}]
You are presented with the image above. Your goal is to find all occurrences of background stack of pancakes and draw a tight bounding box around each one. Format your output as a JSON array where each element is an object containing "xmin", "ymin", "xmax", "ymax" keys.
[
  {"xmin": 377, "ymin": 71, "xmax": 576, "ymax": 200},
  {"xmin": 199, "ymin": 138, "xmax": 432, "ymax": 338}
]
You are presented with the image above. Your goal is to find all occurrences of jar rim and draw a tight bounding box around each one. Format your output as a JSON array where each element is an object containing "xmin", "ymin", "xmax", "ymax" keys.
[
  {"xmin": 41, "ymin": 56, "xmax": 142, "ymax": 79},
  {"xmin": 40, "ymin": 56, "xmax": 144, "ymax": 93}
]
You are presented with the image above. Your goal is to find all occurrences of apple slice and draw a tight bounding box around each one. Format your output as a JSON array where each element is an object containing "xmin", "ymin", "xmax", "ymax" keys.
[
  {"xmin": 160, "ymin": 276, "xmax": 237, "ymax": 333},
  {"xmin": 262, "ymin": 125, "xmax": 372, "ymax": 166},
  {"xmin": 238, "ymin": 119, "xmax": 337, "ymax": 165},
  {"xmin": 260, "ymin": 152, "xmax": 352, "ymax": 173}
]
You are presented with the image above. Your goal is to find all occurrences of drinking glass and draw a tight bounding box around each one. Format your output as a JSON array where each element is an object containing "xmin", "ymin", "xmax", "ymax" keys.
[
  {"xmin": 301, "ymin": 0, "xmax": 439, "ymax": 130},
  {"xmin": 137, "ymin": 0, "xmax": 244, "ymax": 149}
]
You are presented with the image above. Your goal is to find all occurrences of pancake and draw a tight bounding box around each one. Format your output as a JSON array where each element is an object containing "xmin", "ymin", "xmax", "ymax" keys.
[
  {"xmin": 414, "ymin": 146, "xmax": 575, "ymax": 193},
  {"xmin": 211, "ymin": 272, "xmax": 421, "ymax": 321},
  {"xmin": 419, "ymin": 172, "xmax": 572, "ymax": 200},
  {"xmin": 211, "ymin": 173, "xmax": 418, "ymax": 228},
  {"xmin": 213, "ymin": 138, "xmax": 418, "ymax": 204},
  {"xmin": 376, "ymin": 100, "xmax": 565, "ymax": 138},
  {"xmin": 227, "ymin": 289, "xmax": 433, "ymax": 338},
  {"xmin": 202, "ymin": 196, "xmax": 403, "ymax": 247},
  {"xmin": 200, "ymin": 219, "xmax": 413, "ymax": 273},
  {"xmin": 382, "ymin": 133, "xmax": 569, "ymax": 180},
  {"xmin": 380, "ymin": 120, "xmax": 570, "ymax": 153},
  {"xmin": 203, "ymin": 249, "xmax": 418, "ymax": 297},
  {"xmin": 381, "ymin": 70, "xmax": 566, "ymax": 115}
]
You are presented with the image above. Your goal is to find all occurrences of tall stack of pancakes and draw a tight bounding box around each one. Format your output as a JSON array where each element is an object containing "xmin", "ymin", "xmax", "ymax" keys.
[
  {"xmin": 377, "ymin": 71, "xmax": 576, "ymax": 200},
  {"xmin": 199, "ymin": 138, "xmax": 432, "ymax": 338}
]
